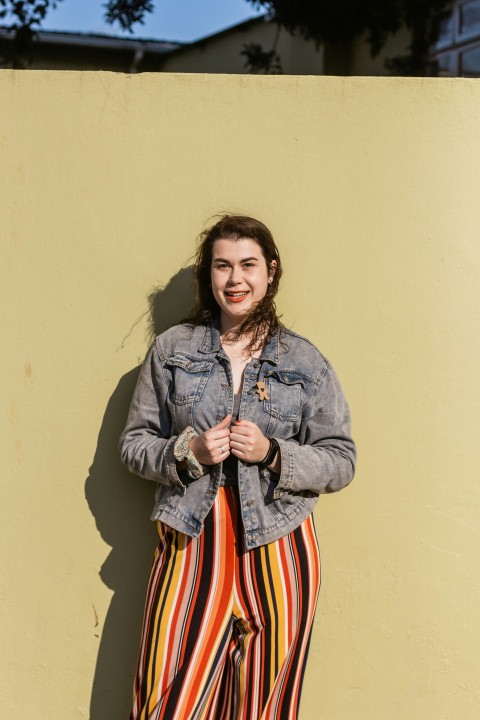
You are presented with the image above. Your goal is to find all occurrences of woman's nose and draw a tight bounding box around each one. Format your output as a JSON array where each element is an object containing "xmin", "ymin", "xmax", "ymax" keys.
[{"xmin": 228, "ymin": 265, "xmax": 243, "ymax": 284}]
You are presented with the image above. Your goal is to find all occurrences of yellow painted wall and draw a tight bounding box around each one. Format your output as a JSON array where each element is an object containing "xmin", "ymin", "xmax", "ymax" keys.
[{"xmin": 1, "ymin": 72, "xmax": 479, "ymax": 719}]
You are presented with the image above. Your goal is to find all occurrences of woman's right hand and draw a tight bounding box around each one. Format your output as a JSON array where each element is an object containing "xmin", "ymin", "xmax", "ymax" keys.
[{"xmin": 189, "ymin": 415, "xmax": 232, "ymax": 465}]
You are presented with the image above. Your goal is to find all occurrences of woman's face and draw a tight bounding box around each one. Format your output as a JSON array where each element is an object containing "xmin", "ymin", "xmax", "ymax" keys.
[{"xmin": 210, "ymin": 237, "xmax": 275, "ymax": 332}]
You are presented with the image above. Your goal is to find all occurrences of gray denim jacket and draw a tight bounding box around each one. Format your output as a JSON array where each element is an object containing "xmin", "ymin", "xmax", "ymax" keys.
[{"xmin": 119, "ymin": 321, "xmax": 356, "ymax": 550}]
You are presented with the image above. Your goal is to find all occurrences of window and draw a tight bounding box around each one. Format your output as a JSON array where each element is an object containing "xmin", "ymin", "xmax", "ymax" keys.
[{"xmin": 432, "ymin": 0, "xmax": 480, "ymax": 76}]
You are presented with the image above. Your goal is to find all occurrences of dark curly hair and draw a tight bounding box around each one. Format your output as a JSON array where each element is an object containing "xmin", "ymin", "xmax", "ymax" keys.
[{"xmin": 186, "ymin": 214, "xmax": 283, "ymax": 350}]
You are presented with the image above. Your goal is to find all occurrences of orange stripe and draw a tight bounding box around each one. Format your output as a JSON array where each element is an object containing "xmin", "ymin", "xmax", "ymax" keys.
[{"xmin": 130, "ymin": 492, "xmax": 320, "ymax": 720}]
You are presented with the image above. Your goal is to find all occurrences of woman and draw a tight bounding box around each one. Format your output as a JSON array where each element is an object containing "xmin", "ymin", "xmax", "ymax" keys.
[{"xmin": 119, "ymin": 215, "xmax": 356, "ymax": 720}]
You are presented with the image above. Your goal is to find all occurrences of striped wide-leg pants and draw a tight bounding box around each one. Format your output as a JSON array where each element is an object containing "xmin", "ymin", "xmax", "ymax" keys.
[{"xmin": 130, "ymin": 487, "xmax": 321, "ymax": 720}]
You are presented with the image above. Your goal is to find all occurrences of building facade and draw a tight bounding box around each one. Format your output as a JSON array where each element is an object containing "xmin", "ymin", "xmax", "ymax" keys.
[{"xmin": 1, "ymin": 2, "xmax": 479, "ymax": 77}]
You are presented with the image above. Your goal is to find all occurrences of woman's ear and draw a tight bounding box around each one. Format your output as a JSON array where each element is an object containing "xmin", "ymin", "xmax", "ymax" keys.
[{"xmin": 269, "ymin": 259, "xmax": 277, "ymax": 283}]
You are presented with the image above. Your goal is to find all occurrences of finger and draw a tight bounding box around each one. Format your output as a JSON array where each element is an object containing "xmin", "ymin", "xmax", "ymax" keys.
[
  {"xmin": 204, "ymin": 435, "xmax": 230, "ymax": 456},
  {"xmin": 215, "ymin": 443, "xmax": 230, "ymax": 459},
  {"xmin": 230, "ymin": 423, "xmax": 254, "ymax": 435},
  {"xmin": 230, "ymin": 426, "xmax": 255, "ymax": 440},
  {"xmin": 216, "ymin": 437, "xmax": 231, "ymax": 450},
  {"xmin": 229, "ymin": 440, "xmax": 244, "ymax": 452},
  {"xmin": 230, "ymin": 439, "xmax": 252, "ymax": 454},
  {"xmin": 207, "ymin": 427, "xmax": 231, "ymax": 441},
  {"xmin": 213, "ymin": 414, "xmax": 232, "ymax": 430},
  {"xmin": 233, "ymin": 419, "xmax": 256, "ymax": 428}
]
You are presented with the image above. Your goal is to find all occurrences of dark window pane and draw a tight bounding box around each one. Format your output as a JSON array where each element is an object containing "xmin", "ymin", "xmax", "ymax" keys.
[
  {"xmin": 459, "ymin": 0, "xmax": 480, "ymax": 36},
  {"xmin": 433, "ymin": 52, "xmax": 454, "ymax": 76},
  {"xmin": 436, "ymin": 13, "xmax": 454, "ymax": 45},
  {"xmin": 459, "ymin": 44, "xmax": 480, "ymax": 75}
]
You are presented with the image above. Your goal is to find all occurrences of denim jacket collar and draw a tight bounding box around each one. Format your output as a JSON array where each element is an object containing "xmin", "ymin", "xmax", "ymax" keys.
[{"xmin": 197, "ymin": 319, "xmax": 280, "ymax": 366}]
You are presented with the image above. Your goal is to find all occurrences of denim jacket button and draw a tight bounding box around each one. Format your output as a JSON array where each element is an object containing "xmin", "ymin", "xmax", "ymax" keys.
[{"xmin": 246, "ymin": 499, "xmax": 254, "ymax": 507}]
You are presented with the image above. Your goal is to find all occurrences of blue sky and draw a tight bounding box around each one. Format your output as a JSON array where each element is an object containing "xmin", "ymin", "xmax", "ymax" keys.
[{"xmin": 39, "ymin": 0, "xmax": 265, "ymax": 42}]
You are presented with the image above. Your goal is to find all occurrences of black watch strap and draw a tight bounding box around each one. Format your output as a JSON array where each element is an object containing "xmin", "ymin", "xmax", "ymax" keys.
[{"xmin": 261, "ymin": 438, "xmax": 279, "ymax": 467}]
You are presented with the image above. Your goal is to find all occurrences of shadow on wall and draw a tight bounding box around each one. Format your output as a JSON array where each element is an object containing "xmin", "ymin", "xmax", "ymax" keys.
[{"xmin": 85, "ymin": 266, "xmax": 195, "ymax": 720}]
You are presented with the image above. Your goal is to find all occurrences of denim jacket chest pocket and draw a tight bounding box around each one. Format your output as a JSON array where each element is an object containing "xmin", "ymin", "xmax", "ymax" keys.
[
  {"xmin": 262, "ymin": 369, "xmax": 306, "ymax": 425},
  {"xmin": 165, "ymin": 355, "xmax": 215, "ymax": 405}
]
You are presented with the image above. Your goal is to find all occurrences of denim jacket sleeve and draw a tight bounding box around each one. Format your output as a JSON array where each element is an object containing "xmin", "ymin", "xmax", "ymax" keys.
[
  {"xmin": 118, "ymin": 341, "xmax": 186, "ymax": 490},
  {"xmin": 274, "ymin": 361, "xmax": 356, "ymax": 497}
]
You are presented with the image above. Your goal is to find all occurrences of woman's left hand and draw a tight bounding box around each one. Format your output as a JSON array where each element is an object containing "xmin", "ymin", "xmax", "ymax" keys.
[{"xmin": 229, "ymin": 420, "xmax": 270, "ymax": 464}]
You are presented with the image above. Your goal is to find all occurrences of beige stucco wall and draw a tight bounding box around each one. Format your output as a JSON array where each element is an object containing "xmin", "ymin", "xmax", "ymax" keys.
[{"xmin": 1, "ymin": 71, "xmax": 480, "ymax": 719}]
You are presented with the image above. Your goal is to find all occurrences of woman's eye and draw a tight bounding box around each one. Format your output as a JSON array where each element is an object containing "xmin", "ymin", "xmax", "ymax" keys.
[{"xmin": 243, "ymin": 263, "xmax": 255, "ymax": 268}]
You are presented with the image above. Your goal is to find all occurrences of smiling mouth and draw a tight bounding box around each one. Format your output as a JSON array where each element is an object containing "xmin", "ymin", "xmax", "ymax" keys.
[{"xmin": 224, "ymin": 291, "xmax": 249, "ymax": 302}]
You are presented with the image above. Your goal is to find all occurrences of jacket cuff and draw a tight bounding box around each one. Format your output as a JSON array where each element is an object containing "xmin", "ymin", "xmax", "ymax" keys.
[
  {"xmin": 272, "ymin": 438, "xmax": 294, "ymax": 499},
  {"xmin": 165, "ymin": 437, "xmax": 187, "ymax": 496}
]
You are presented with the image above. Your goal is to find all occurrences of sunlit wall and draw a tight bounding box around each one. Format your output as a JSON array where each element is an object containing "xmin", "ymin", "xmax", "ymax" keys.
[{"xmin": 1, "ymin": 71, "xmax": 479, "ymax": 719}]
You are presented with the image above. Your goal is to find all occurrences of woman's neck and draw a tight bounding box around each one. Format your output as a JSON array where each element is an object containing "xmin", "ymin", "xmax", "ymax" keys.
[
  {"xmin": 218, "ymin": 314, "xmax": 266, "ymax": 356},
  {"xmin": 218, "ymin": 317, "xmax": 253, "ymax": 352},
  {"xmin": 219, "ymin": 315, "xmax": 243, "ymax": 337},
  {"xmin": 219, "ymin": 331, "xmax": 262, "ymax": 392},
  {"xmin": 220, "ymin": 331, "xmax": 253, "ymax": 352}
]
